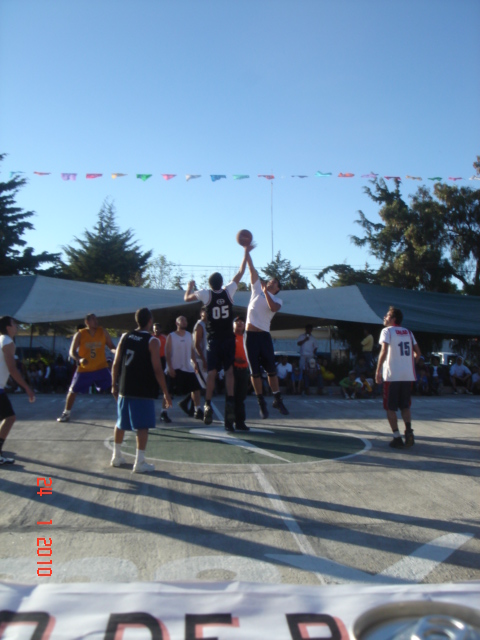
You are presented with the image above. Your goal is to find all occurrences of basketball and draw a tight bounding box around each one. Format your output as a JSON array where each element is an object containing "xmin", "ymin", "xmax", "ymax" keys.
[{"xmin": 236, "ymin": 229, "xmax": 253, "ymax": 247}]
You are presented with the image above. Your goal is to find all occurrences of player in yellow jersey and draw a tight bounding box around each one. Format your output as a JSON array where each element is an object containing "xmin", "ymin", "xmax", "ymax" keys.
[{"xmin": 57, "ymin": 314, "xmax": 115, "ymax": 422}]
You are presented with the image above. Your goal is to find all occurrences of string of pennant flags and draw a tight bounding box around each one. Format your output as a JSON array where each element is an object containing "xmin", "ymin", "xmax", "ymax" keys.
[{"xmin": 6, "ymin": 170, "xmax": 480, "ymax": 183}]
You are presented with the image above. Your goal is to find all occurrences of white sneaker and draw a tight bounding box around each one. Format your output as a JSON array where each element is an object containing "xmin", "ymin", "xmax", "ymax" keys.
[
  {"xmin": 132, "ymin": 460, "xmax": 155, "ymax": 474},
  {"xmin": 110, "ymin": 455, "xmax": 127, "ymax": 467},
  {"xmin": 57, "ymin": 411, "xmax": 70, "ymax": 422}
]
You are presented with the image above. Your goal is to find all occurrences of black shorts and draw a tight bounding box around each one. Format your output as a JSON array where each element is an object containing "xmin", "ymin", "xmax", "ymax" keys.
[
  {"xmin": 383, "ymin": 381, "xmax": 412, "ymax": 411},
  {"xmin": 245, "ymin": 331, "xmax": 276, "ymax": 377},
  {"xmin": 206, "ymin": 336, "xmax": 235, "ymax": 373},
  {"xmin": 169, "ymin": 369, "xmax": 201, "ymax": 395},
  {"xmin": 0, "ymin": 392, "xmax": 15, "ymax": 420}
]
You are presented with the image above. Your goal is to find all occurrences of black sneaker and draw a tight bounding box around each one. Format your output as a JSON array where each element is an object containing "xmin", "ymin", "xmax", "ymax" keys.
[
  {"xmin": 404, "ymin": 429, "xmax": 415, "ymax": 447},
  {"xmin": 236, "ymin": 424, "xmax": 250, "ymax": 432},
  {"xmin": 160, "ymin": 411, "xmax": 172, "ymax": 423},
  {"xmin": 57, "ymin": 411, "xmax": 70, "ymax": 423},
  {"xmin": 194, "ymin": 408, "xmax": 204, "ymax": 420},
  {"xmin": 273, "ymin": 397, "xmax": 289, "ymax": 415},
  {"xmin": 224, "ymin": 423, "xmax": 235, "ymax": 433},
  {"xmin": 178, "ymin": 397, "xmax": 194, "ymax": 416},
  {"xmin": 203, "ymin": 404, "xmax": 213, "ymax": 425},
  {"xmin": 389, "ymin": 437, "xmax": 405, "ymax": 449},
  {"xmin": 258, "ymin": 397, "xmax": 269, "ymax": 419}
]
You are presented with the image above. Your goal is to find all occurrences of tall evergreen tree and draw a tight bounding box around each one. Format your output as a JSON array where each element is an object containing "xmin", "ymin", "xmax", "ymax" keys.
[
  {"xmin": 61, "ymin": 199, "xmax": 152, "ymax": 286},
  {"xmin": 0, "ymin": 154, "xmax": 60, "ymax": 275}
]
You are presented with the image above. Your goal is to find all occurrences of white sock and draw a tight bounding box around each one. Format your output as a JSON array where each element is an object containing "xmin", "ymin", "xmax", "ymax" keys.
[
  {"xmin": 135, "ymin": 449, "xmax": 145, "ymax": 465},
  {"xmin": 64, "ymin": 409, "xmax": 71, "ymax": 415},
  {"xmin": 393, "ymin": 430, "xmax": 401, "ymax": 438},
  {"xmin": 114, "ymin": 442, "xmax": 122, "ymax": 457}
]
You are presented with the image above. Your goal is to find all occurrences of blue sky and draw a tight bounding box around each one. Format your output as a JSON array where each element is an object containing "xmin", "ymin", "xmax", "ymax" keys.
[{"xmin": 1, "ymin": 0, "xmax": 479, "ymax": 287}]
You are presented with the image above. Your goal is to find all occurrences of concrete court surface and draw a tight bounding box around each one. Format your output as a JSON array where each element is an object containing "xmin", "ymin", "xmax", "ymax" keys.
[{"xmin": 1, "ymin": 391, "xmax": 479, "ymax": 587}]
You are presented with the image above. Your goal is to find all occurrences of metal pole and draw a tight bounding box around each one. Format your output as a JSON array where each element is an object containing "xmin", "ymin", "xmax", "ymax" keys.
[{"xmin": 271, "ymin": 181, "xmax": 274, "ymax": 261}]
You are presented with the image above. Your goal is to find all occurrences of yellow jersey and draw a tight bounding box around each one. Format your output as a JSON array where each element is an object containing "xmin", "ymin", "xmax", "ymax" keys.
[{"xmin": 77, "ymin": 327, "xmax": 108, "ymax": 372}]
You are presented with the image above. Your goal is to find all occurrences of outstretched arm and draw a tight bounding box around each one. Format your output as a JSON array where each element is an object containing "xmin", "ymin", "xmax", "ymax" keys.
[
  {"xmin": 232, "ymin": 250, "xmax": 248, "ymax": 285},
  {"xmin": 245, "ymin": 246, "xmax": 259, "ymax": 286},
  {"xmin": 184, "ymin": 280, "xmax": 198, "ymax": 302}
]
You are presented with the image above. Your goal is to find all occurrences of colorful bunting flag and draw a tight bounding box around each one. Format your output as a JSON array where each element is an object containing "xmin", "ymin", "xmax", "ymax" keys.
[
  {"xmin": 136, "ymin": 174, "xmax": 152, "ymax": 181},
  {"xmin": 406, "ymin": 175, "xmax": 422, "ymax": 180},
  {"xmin": 210, "ymin": 175, "xmax": 226, "ymax": 182},
  {"xmin": 361, "ymin": 173, "xmax": 378, "ymax": 178},
  {"xmin": 10, "ymin": 171, "xmax": 25, "ymax": 178},
  {"xmin": 111, "ymin": 173, "xmax": 127, "ymax": 179},
  {"xmin": 315, "ymin": 171, "xmax": 332, "ymax": 177},
  {"xmin": 185, "ymin": 175, "xmax": 201, "ymax": 181},
  {"xmin": 258, "ymin": 174, "xmax": 274, "ymax": 180},
  {"xmin": 428, "ymin": 177, "xmax": 442, "ymax": 181},
  {"xmin": 384, "ymin": 176, "xmax": 401, "ymax": 182},
  {"xmin": 233, "ymin": 175, "xmax": 249, "ymax": 180},
  {"xmin": 33, "ymin": 172, "xmax": 51, "ymax": 176},
  {"xmin": 469, "ymin": 176, "xmax": 480, "ymax": 181},
  {"xmin": 338, "ymin": 173, "xmax": 354, "ymax": 178},
  {"xmin": 61, "ymin": 173, "xmax": 77, "ymax": 181},
  {"xmin": 162, "ymin": 174, "xmax": 176, "ymax": 181},
  {"xmin": 448, "ymin": 177, "xmax": 463, "ymax": 181},
  {"xmin": 292, "ymin": 175, "xmax": 308, "ymax": 178},
  {"xmin": 86, "ymin": 174, "xmax": 102, "ymax": 179}
]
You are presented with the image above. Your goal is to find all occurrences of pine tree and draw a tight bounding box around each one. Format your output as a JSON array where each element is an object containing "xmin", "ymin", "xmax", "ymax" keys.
[
  {"xmin": 0, "ymin": 154, "xmax": 60, "ymax": 275},
  {"xmin": 61, "ymin": 199, "xmax": 152, "ymax": 286}
]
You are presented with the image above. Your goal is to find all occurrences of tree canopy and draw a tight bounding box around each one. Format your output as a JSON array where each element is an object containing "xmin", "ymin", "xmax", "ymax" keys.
[
  {"xmin": 0, "ymin": 154, "xmax": 60, "ymax": 276},
  {"xmin": 317, "ymin": 157, "xmax": 480, "ymax": 295},
  {"xmin": 61, "ymin": 199, "xmax": 152, "ymax": 286}
]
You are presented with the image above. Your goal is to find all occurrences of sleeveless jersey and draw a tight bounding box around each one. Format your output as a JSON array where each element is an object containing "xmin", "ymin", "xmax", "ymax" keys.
[
  {"xmin": 205, "ymin": 289, "xmax": 234, "ymax": 340},
  {"xmin": 119, "ymin": 331, "xmax": 160, "ymax": 399},
  {"xmin": 77, "ymin": 327, "xmax": 108, "ymax": 372},
  {"xmin": 379, "ymin": 325, "xmax": 417, "ymax": 381}
]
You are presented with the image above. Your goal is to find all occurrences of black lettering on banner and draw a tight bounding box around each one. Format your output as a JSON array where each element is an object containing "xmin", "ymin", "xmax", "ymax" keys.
[
  {"xmin": 0, "ymin": 611, "xmax": 52, "ymax": 640},
  {"xmin": 104, "ymin": 613, "xmax": 164, "ymax": 640},
  {"xmin": 286, "ymin": 613, "xmax": 346, "ymax": 640},
  {"xmin": 185, "ymin": 613, "xmax": 234, "ymax": 640}
]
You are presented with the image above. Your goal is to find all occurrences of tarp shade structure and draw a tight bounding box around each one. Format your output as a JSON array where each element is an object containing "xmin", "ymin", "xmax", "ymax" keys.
[{"xmin": 1, "ymin": 276, "xmax": 479, "ymax": 336}]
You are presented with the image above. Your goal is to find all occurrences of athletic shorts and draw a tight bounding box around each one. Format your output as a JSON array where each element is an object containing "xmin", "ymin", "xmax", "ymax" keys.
[
  {"xmin": 206, "ymin": 336, "xmax": 235, "ymax": 373},
  {"xmin": 0, "ymin": 391, "xmax": 15, "ymax": 420},
  {"xmin": 245, "ymin": 331, "xmax": 276, "ymax": 377},
  {"xmin": 116, "ymin": 397, "xmax": 156, "ymax": 431},
  {"xmin": 168, "ymin": 369, "xmax": 201, "ymax": 395},
  {"xmin": 69, "ymin": 368, "xmax": 112, "ymax": 394},
  {"xmin": 383, "ymin": 381, "xmax": 412, "ymax": 411}
]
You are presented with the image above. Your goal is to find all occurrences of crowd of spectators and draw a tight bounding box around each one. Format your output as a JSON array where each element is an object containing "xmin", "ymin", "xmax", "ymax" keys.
[{"xmin": 5, "ymin": 352, "xmax": 74, "ymax": 395}]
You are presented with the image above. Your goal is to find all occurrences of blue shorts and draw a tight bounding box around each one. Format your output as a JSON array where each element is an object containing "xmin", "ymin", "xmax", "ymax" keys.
[
  {"xmin": 245, "ymin": 331, "xmax": 276, "ymax": 377},
  {"xmin": 116, "ymin": 397, "xmax": 156, "ymax": 431},
  {"xmin": 206, "ymin": 336, "xmax": 235, "ymax": 373},
  {"xmin": 69, "ymin": 368, "xmax": 112, "ymax": 394}
]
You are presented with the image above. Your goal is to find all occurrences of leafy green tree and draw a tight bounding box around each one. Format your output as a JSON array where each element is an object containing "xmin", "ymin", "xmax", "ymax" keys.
[
  {"xmin": 0, "ymin": 154, "xmax": 60, "ymax": 275},
  {"xmin": 433, "ymin": 181, "xmax": 480, "ymax": 295},
  {"xmin": 349, "ymin": 179, "xmax": 456, "ymax": 292},
  {"xmin": 316, "ymin": 263, "xmax": 379, "ymax": 287},
  {"xmin": 144, "ymin": 254, "xmax": 186, "ymax": 289},
  {"xmin": 61, "ymin": 199, "xmax": 151, "ymax": 286},
  {"xmin": 261, "ymin": 251, "xmax": 310, "ymax": 290}
]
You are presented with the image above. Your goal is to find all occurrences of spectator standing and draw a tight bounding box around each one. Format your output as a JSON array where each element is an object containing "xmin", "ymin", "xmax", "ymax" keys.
[
  {"xmin": 297, "ymin": 325, "xmax": 318, "ymax": 372},
  {"xmin": 429, "ymin": 356, "xmax": 443, "ymax": 395},
  {"xmin": 304, "ymin": 357, "xmax": 324, "ymax": 395},
  {"xmin": 361, "ymin": 328, "xmax": 375, "ymax": 370}
]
